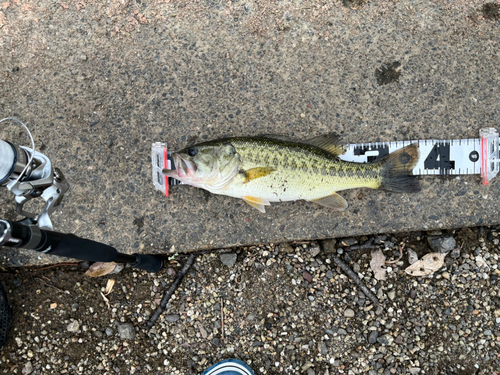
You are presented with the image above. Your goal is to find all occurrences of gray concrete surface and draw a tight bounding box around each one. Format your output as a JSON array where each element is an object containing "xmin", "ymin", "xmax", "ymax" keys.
[{"xmin": 0, "ymin": 0, "xmax": 499, "ymax": 266}]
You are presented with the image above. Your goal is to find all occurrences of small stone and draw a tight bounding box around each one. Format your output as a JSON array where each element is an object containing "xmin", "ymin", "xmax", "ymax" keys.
[
  {"xmin": 117, "ymin": 323, "xmax": 135, "ymax": 340},
  {"xmin": 377, "ymin": 334, "xmax": 393, "ymax": 345},
  {"xmin": 319, "ymin": 341, "xmax": 328, "ymax": 355},
  {"xmin": 67, "ymin": 320, "xmax": 80, "ymax": 333},
  {"xmin": 22, "ymin": 362, "xmax": 33, "ymax": 375},
  {"xmin": 341, "ymin": 237, "xmax": 357, "ymax": 246},
  {"xmin": 78, "ymin": 261, "xmax": 91, "ymax": 269},
  {"xmin": 368, "ymin": 330, "xmax": 379, "ymax": 344},
  {"xmin": 451, "ymin": 248, "xmax": 461, "ymax": 259},
  {"xmin": 165, "ymin": 314, "xmax": 180, "ymax": 323},
  {"xmin": 344, "ymin": 308, "xmax": 355, "ymax": 318},
  {"xmin": 220, "ymin": 252, "xmax": 237, "ymax": 267},
  {"xmin": 307, "ymin": 369, "xmax": 315, "ymax": 375},
  {"xmin": 325, "ymin": 270, "xmax": 333, "ymax": 279},
  {"xmin": 409, "ymin": 368, "xmax": 421, "ymax": 375},
  {"xmin": 279, "ymin": 243, "xmax": 295, "ymax": 253},
  {"xmin": 166, "ymin": 268, "xmax": 176, "ymax": 276},
  {"xmin": 321, "ymin": 239, "xmax": 337, "ymax": 253},
  {"xmin": 408, "ymin": 248, "xmax": 419, "ymax": 264},
  {"xmin": 303, "ymin": 271, "xmax": 313, "ymax": 282},
  {"xmin": 428, "ymin": 236, "xmax": 456, "ymax": 253},
  {"xmin": 387, "ymin": 290, "xmax": 396, "ymax": 300},
  {"xmin": 309, "ymin": 245, "xmax": 321, "ymax": 257},
  {"xmin": 105, "ymin": 327, "xmax": 113, "ymax": 336},
  {"xmin": 384, "ymin": 241, "xmax": 395, "ymax": 249},
  {"xmin": 301, "ymin": 362, "xmax": 314, "ymax": 371}
]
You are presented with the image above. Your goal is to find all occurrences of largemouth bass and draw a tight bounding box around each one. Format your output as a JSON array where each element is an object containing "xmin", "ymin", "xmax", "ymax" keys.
[{"xmin": 163, "ymin": 134, "xmax": 420, "ymax": 213}]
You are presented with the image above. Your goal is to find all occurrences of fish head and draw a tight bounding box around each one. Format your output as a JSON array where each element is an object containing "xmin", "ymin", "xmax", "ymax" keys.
[{"xmin": 164, "ymin": 141, "xmax": 240, "ymax": 190}]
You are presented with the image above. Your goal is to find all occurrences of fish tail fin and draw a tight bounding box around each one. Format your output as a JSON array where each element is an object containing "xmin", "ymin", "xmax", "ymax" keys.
[{"xmin": 379, "ymin": 143, "xmax": 421, "ymax": 193}]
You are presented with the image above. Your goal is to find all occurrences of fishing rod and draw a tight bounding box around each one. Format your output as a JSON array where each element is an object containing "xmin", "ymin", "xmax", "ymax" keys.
[{"xmin": 0, "ymin": 117, "xmax": 163, "ymax": 272}]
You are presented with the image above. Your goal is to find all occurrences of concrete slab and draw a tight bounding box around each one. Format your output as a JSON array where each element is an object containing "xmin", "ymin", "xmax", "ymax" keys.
[{"xmin": 0, "ymin": 0, "xmax": 499, "ymax": 266}]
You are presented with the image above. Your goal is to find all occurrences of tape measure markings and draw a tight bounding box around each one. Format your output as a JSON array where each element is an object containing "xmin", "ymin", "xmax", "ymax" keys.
[{"xmin": 342, "ymin": 138, "xmax": 485, "ymax": 176}]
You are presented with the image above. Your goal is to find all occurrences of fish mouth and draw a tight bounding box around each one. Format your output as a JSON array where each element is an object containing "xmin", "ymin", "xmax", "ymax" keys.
[
  {"xmin": 163, "ymin": 153, "xmax": 197, "ymax": 180},
  {"xmin": 172, "ymin": 153, "xmax": 197, "ymax": 179}
]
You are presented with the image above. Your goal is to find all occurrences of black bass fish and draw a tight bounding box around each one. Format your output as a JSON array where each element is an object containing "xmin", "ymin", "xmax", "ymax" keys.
[{"xmin": 163, "ymin": 134, "xmax": 420, "ymax": 213}]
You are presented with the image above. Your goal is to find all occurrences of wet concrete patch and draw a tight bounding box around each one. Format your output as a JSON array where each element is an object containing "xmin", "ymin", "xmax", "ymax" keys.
[
  {"xmin": 375, "ymin": 61, "xmax": 402, "ymax": 86},
  {"xmin": 342, "ymin": 0, "xmax": 368, "ymax": 9},
  {"xmin": 482, "ymin": 2, "xmax": 500, "ymax": 20}
]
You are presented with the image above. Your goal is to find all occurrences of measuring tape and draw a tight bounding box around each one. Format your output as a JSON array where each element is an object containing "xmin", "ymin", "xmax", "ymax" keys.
[{"xmin": 152, "ymin": 128, "xmax": 499, "ymax": 197}]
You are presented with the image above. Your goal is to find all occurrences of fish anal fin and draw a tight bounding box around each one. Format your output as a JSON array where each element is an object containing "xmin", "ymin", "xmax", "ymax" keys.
[
  {"xmin": 242, "ymin": 196, "xmax": 271, "ymax": 213},
  {"xmin": 242, "ymin": 167, "xmax": 275, "ymax": 183},
  {"xmin": 304, "ymin": 133, "xmax": 345, "ymax": 156},
  {"xmin": 311, "ymin": 193, "xmax": 348, "ymax": 211}
]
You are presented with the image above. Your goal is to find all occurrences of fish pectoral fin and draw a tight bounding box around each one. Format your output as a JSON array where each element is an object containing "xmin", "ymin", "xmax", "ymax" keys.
[
  {"xmin": 303, "ymin": 133, "xmax": 345, "ymax": 156},
  {"xmin": 242, "ymin": 196, "xmax": 271, "ymax": 213},
  {"xmin": 311, "ymin": 193, "xmax": 348, "ymax": 211},
  {"xmin": 241, "ymin": 167, "xmax": 276, "ymax": 183}
]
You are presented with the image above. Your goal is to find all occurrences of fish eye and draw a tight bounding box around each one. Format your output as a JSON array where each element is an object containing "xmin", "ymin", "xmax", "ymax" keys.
[{"xmin": 188, "ymin": 147, "xmax": 198, "ymax": 157}]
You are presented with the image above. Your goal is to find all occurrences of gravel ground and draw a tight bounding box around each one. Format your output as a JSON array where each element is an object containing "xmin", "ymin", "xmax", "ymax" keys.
[{"xmin": 0, "ymin": 226, "xmax": 499, "ymax": 375}]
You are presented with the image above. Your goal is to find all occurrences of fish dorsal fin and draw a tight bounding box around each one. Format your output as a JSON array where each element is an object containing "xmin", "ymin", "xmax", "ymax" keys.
[
  {"xmin": 303, "ymin": 133, "xmax": 345, "ymax": 156},
  {"xmin": 311, "ymin": 193, "xmax": 348, "ymax": 211},
  {"xmin": 242, "ymin": 196, "xmax": 271, "ymax": 213},
  {"xmin": 241, "ymin": 167, "xmax": 276, "ymax": 183}
]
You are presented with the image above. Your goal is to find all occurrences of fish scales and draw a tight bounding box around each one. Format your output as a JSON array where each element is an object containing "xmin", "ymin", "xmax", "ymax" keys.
[{"xmin": 227, "ymin": 137, "xmax": 383, "ymax": 201}]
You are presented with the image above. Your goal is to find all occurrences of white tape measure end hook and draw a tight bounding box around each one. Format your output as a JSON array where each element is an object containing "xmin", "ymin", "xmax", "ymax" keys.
[{"xmin": 480, "ymin": 128, "xmax": 499, "ymax": 185}]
